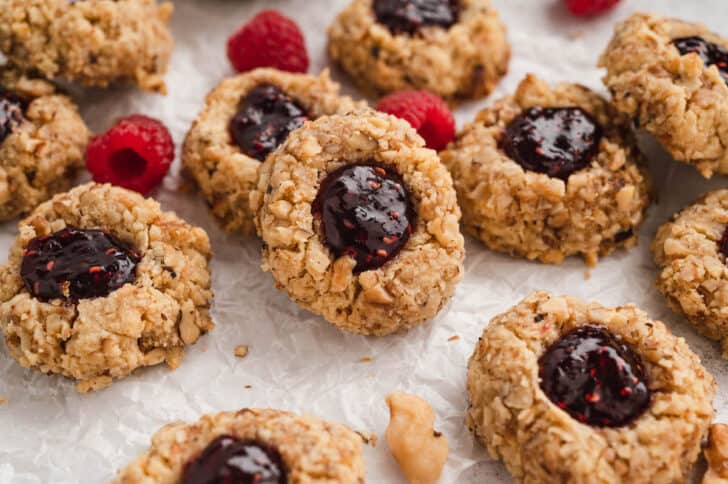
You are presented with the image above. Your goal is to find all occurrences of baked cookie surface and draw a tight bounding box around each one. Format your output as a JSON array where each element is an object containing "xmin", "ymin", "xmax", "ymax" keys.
[
  {"xmin": 114, "ymin": 408, "xmax": 366, "ymax": 483},
  {"xmin": 327, "ymin": 0, "xmax": 510, "ymax": 100},
  {"xmin": 600, "ymin": 12, "xmax": 728, "ymax": 178},
  {"xmin": 0, "ymin": 183, "xmax": 213, "ymax": 393},
  {"xmin": 0, "ymin": 0, "xmax": 174, "ymax": 93},
  {"xmin": 183, "ymin": 69, "xmax": 362, "ymax": 235},
  {"xmin": 440, "ymin": 74, "xmax": 650, "ymax": 266},
  {"xmin": 653, "ymin": 190, "xmax": 728, "ymax": 357},
  {"xmin": 467, "ymin": 292, "xmax": 716, "ymax": 484},
  {"xmin": 0, "ymin": 72, "xmax": 88, "ymax": 221},
  {"xmin": 252, "ymin": 109, "xmax": 464, "ymax": 336}
]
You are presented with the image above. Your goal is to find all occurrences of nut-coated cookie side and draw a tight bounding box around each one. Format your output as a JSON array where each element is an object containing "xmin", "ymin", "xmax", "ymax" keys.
[{"xmin": 467, "ymin": 292, "xmax": 716, "ymax": 484}]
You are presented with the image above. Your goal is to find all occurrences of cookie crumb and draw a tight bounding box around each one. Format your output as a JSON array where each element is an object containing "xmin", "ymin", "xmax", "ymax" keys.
[
  {"xmin": 360, "ymin": 357, "xmax": 373, "ymax": 363},
  {"xmin": 584, "ymin": 270, "xmax": 591, "ymax": 280},
  {"xmin": 386, "ymin": 391, "xmax": 449, "ymax": 484},
  {"xmin": 704, "ymin": 424, "xmax": 728, "ymax": 483},
  {"xmin": 244, "ymin": 384, "xmax": 252, "ymax": 389},
  {"xmin": 75, "ymin": 375, "xmax": 113, "ymax": 393},
  {"xmin": 0, "ymin": 397, "xmax": 7, "ymax": 406},
  {"xmin": 235, "ymin": 345, "xmax": 249, "ymax": 358},
  {"xmin": 356, "ymin": 430, "xmax": 378, "ymax": 447},
  {"xmin": 448, "ymin": 335, "xmax": 460, "ymax": 342},
  {"xmin": 569, "ymin": 30, "xmax": 585, "ymax": 40}
]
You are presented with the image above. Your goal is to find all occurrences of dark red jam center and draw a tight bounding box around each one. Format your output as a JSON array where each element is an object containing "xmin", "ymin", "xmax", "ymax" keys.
[
  {"xmin": 229, "ymin": 84, "xmax": 308, "ymax": 162},
  {"xmin": 20, "ymin": 228, "xmax": 140, "ymax": 302},
  {"xmin": 373, "ymin": 0, "xmax": 459, "ymax": 35},
  {"xmin": 673, "ymin": 36, "xmax": 728, "ymax": 85},
  {"xmin": 502, "ymin": 107, "xmax": 603, "ymax": 181},
  {"xmin": 719, "ymin": 225, "xmax": 728, "ymax": 259},
  {"xmin": 312, "ymin": 163, "xmax": 415, "ymax": 273},
  {"xmin": 538, "ymin": 324, "xmax": 650, "ymax": 428},
  {"xmin": 181, "ymin": 436, "xmax": 286, "ymax": 484},
  {"xmin": 0, "ymin": 88, "xmax": 24, "ymax": 145}
]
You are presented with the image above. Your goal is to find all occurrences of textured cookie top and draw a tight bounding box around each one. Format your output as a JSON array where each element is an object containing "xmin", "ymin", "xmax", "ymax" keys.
[
  {"xmin": 0, "ymin": 183, "xmax": 213, "ymax": 392},
  {"xmin": 114, "ymin": 409, "xmax": 366, "ymax": 483}
]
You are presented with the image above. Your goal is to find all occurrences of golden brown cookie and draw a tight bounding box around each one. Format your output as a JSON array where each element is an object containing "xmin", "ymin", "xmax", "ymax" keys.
[
  {"xmin": 327, "ymin": 0, "xmax": 510, "ymax": 100},
  {"xmin": 183, "ymin": 68, "xmax": 363, "ymax": 235},
  {"xmin": 0, "ymin": 183, "xmax": 213, "ymax": 393},
  {"xmin": 114, "ymin": 408, "xmax": 366, "ymax": 483},
  {"xmin": 652, "ymin": 190, "xmax": 728, "ymax": 357},
  {"xmin": 0, "ymin": 0, "xmax": 174, "ymax": 93},
  {"xmin": 0, "ymin": 72, "xmax": 88, "ymax": 221},
  {"xmin": 440, "ymin": 74, "xmax": 650, "ymax": 266},
  {"xmin": 600, "ymin": 12, "xmax": 728, "ymax": 178},
  {"xmin": 467, "ymin": 292, "xmax": 716, "ymax": 484},
  {"xmin": 252, "ymin": 109, "xmax": 464, "ymax": 336}
]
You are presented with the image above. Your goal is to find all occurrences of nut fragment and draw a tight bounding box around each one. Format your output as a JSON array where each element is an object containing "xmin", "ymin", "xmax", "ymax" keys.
[
  {"xmin": 234, "ymin": 345, "xmax": 249, "ymax": 358},
  {"xmin": 705, "ymin": 424, "xmax": 728, "ymax": 484},
  {"xmin": 385, "ymin": 391, "xmax": 449, "ymax": 484}
]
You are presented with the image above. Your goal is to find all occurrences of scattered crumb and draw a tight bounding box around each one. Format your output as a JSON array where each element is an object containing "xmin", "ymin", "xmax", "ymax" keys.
[
  {"xmin": 244, "ymin": 384, "xmax": 252, "ymax": 389},
  {"xmin": 584, "ymin": 270, "xmax": 591, "ymax": 280},
  {"xmin": 447, "ymin": 335, "xmax": 460, "ymax": 342},
  {"xmin": 569, "ymin": 30, "xmax": 584, "ymax": 40},
  {"xmin": 356, "ymin": 430, "xmax": 378, "ymax": 447},
  {"xmin": 234, "ymin": 345, "xmax": 249, "ymax": 358},
  {"xmin": 360, "ymin": 357, "xmax": 373, "ymax": 363},
  {"xmin": 0, "ymin": 397, "xmax": 7, "ymax": 406}
]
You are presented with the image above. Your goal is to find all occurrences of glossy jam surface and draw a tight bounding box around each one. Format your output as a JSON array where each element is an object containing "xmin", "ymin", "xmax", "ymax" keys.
[
  {"xmin": 181, "ymin": 436, "xmax": 286, "ymax": 484},
  {"xmin": 373, "ymin": 0, "xmax": 459, "ymax": 35},
  {"xmin": 673, "ymin": 36, "xmax": 728, "ymax": 85},
  {"xmin": 0, "ymin": 88, "xmax": 24, "ymax": 145},
  {"xmin": 313, "ymin": 163, "xmax": 415, "ymax": 273},
  {"xmin": 229, "ymin": 84, "xmax": 308, "ymax": 162},
  {"xmin": 538, "ymin": 324, "xmax": 651, "ymax": 427},
  {"xmin": 20, "ymin": 228, "xmax": 139, "ymax": 302},
  {"xmin": 502, "ymin": 107, "xmax": 603, "ymax": 180}
]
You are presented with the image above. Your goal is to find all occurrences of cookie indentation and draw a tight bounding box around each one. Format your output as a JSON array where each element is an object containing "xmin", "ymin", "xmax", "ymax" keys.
[
  {"xmin": 502, "ymin": 107, "xmax": 603, "ymax": 180},
  {"xmin": 21, "ymin": 228, "xmax": 140, "ymax": 302},
  {"xmin": 313, "ymin": 163, "xmax": 416, "ymax": 273},
  {"xmin": 229, "ymin": 84, "xmax": 308, "ymax": 161},
  {"xmin": 538, "ymin": 324, "xmax": 650, "ymax": 427},
  {"xmin": 181, "ymin": 436, "xmax": 286, "ymax": 484},
  {"xmin": 673, "ymin": 36, "xmax": 728, "ymax": 85},
  {"xmin": 0, "ymin": 88, "xmax": 24, "ymax": 145},
  {"xmin": 373, "ymin": 0, "xmax": 459, "ymax": 35}
]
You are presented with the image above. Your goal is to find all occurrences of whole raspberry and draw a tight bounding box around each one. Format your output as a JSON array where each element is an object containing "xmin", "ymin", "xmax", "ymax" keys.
[
  {"xmin": 227, "ymin": 10, "xmax": 309, "ymax": 74},
  {"xmin": 376, "ymin": 90, "xmax": 456, "ymax": 151},
  {"xmin": 86, "ymin": 115, "xmax": 174, "ymax": 194},
  {"xmin": 564, "ymin": 0, "xmax": 620, "ymax": 16}
]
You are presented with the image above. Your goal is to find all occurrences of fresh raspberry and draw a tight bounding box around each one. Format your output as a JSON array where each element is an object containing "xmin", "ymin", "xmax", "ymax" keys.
[
  {"xmin": 86, "ymin": 115, "xmax": 174, "ymax": 194},
  {"xmin": 376, "ymin": 90, "xmax": 455, "ymax": 151},
  {"xmin": 227, "ymin": 10, "xmax": 309, "ymax": 74},
  {"xmin": 564, "ymin": 0, "xmax": 620, "ymax": 16}
]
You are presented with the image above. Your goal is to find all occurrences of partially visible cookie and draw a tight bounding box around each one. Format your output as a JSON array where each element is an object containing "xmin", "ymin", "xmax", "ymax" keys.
[
  {"xmin": 440, "ymin": 74, "xmax": 650, "ymax": 266},
  {"xmin": 653, "ymin": 190, "xmax": 728, "ymax": 357},
  {"xmin": 114, "ymin": 408, "xmax": 366, "ymax": 483},
  {"xmin": 328, "ymin": 0, "xmax": 510, "ymax": 100},
  {"xmin": 0, "ymin": 0, "xmax": 174, "ymax": 93},
  {"xmin": 252, "ymin": 109, "xmax": 464, "ymax": 336},
  {"xmin": 467, "ymin": 292, "xmax": 716, "ymax": 484},
  {"xmin": 705, "ymin": 424, "xmax": 728, "ymax": 484},
  {"xmin": 0, "ymin": 72, "xmax": 88, "ymax": 221},
  {"xmin": 183, "ymin": 69, "xmax": 363, "ymax": 235},
  {"xmin": 600, "ymin": 12, "xmax": 728, "ymax": 178},
  {"xmin": 0, "ymin": 183, "xmax": 214, "ymax": 393}
]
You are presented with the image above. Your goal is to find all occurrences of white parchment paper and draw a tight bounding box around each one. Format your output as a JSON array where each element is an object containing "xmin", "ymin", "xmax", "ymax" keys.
[{"xmin": 3, "ymin": 1, "xmax": 728, "ymax": 482}]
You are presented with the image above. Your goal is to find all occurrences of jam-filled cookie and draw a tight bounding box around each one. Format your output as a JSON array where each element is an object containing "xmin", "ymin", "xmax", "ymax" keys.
[
  {"xmin": 183, "ymin": 69, "xmax": 363, "ymax": 235},
  {"xmin": 0, "ymin": 72, "xmax": 88, "ymax": 220},
  {"xmin": 327, "ymin": 0, "xmax": 510, "ymax": 100},
  {"xmin": 114, "ymin": 408, "xmax": 366, "ymax": 483},
  {"xmin": 0, "ymin": 183, "xmax": 213, "ymax": 393},
  {"xmin": 652, "ymin": 190, "xmax": 728, "ymax": 357},
  {"xmin": 0, "ymin": 0, "xmax": 173, "ymax": 93},
  {"xmin": 467, "ymin": 292, "xmax": 716, "ymax": 484},
  {"xmin": 440, "ymin": 74, "xmax": 650, "ymax": 266},
  {"xmin": 252, "ymin": 110, "xmax": 464, "ymax": 336},
  {"xmin": 600, "ymin": 13, "xmax": 728, "ymax": 178}
]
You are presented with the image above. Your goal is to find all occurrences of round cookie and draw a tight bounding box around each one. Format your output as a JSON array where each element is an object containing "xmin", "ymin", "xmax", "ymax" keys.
[
  {"xmin": 0, "ymin": 0, "xmax": 174, "ymax": 93},
  {"xmin": 440, "ymin": 74, "xmax": 650, "ymax": 266},
  {"xmin": 114, "ymin": 408, "xmax": 366, "ymax": 483},
  {"xmin": 652, "ymin": 190, "xmax": 728, "ymax": 357},
  {"xmin": 252, "ymin": 109, "xmax": 464, "ymax": 336},
  {"xmin": 327, "ymin": 0, "xmax": 510, "ymax": 100},
  {"xmin": 0, "ymin": 183, "xmax": 214, "ymax": 393},
  {"xmin": 600, "ymin": 13, "xmax": 728, "ymax": 178},
  {"xmin": 0, "ymin": 72, "xmax": 88, "ymax": 221},
  {"xmin": 183, "ymin": 69, "xmax": 363, "ymax": 235},
  {"xmin": 467, "ymin": 291, "xmax": 716, "ymax": 484}
]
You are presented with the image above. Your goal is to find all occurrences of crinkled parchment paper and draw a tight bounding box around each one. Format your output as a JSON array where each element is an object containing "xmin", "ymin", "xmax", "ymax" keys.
[{"xmin": 2, "ymin": 1, "xmax": 728, "ymax": 482}]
